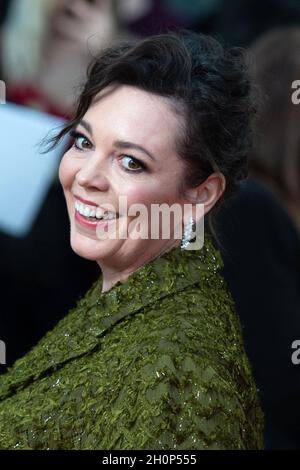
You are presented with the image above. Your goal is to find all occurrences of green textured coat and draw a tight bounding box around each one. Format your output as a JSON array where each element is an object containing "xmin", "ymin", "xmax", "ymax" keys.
[{"xmin": 0, "ymin": 236, "xmax": 264, "ymax": 449}]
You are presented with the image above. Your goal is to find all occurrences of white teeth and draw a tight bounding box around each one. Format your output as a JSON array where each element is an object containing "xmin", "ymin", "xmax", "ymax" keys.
[
  {"xmin": 96, "ymin": 208, "xmax": 104, "ymax": 219},
  {"xmin": 75, "ymin": 199, "xmax": 117, "ymax": 220},
  {"xmin": 83, "ymin": 207, "xmax": 90, "ymax": 217},
  {"xmin": 94, "ymin": 208, "xmax": 117, "ymax": 220}
]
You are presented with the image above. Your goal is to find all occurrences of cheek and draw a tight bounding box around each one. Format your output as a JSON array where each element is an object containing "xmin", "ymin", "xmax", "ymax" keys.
[
  {"xmin": 58, "ymin": 152, "xmax": 77, "ymax": 191},
  {"xmin": 123, "ymin": 179, "xmax": 180, "ymax": 209}
]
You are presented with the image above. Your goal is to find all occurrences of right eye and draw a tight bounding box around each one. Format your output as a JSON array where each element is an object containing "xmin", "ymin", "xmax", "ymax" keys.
[{"xmin": 70, "ymin": 130, "xmax": 92, "ymax": 151}]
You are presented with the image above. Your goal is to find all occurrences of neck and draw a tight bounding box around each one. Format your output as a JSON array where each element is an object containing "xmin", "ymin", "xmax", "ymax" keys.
[{"xmin": 99, "ymin": 239, "xmax": 181, "ymax": 293}]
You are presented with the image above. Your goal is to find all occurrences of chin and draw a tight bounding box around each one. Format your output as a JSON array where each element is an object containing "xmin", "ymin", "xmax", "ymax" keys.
[{"xmin": 69, "ymin": 231, "xmax": 119, "ymax": 262}]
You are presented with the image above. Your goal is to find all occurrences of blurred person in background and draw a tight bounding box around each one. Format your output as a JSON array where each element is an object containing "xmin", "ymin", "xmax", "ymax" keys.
[
  {"xmin": 1, "ymin": 0, "xmax": 223, "ymax": 115},
  {"xmin": 249, "ymin": 28, "xmax": 300, "ymax": 233},
  {"xmin": 214, "ymin": 27, "xmax": 300, "ymax": 449},
  {"xmin": 1, "ymin": 0, "xmax": 127, "ymax": 116}
]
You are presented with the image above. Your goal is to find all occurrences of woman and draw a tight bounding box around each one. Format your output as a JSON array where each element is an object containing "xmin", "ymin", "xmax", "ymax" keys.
[{"xmin": 0, "ymin": 30, "xmax": 264, "ymax": 449}]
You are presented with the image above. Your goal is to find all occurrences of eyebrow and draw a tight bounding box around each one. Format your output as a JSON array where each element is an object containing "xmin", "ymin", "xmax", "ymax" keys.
[
  {"xmin": 77, "ymin": 119, "xmax": 156, "ymax": 162},
  {"xmin": 78, "ymin": 119, "xmax": 93, "ymax": 136}
]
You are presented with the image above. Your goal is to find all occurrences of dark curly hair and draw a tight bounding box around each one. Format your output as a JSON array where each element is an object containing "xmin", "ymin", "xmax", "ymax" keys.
[{"xmin": 52, "ymin": 29, "xmax": 255, "ymax": 222}]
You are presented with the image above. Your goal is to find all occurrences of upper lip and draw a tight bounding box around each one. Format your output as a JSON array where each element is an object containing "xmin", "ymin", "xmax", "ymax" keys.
[{"xmin": 74, "ymin": 195, "xmax": 98, "ymax": 207}]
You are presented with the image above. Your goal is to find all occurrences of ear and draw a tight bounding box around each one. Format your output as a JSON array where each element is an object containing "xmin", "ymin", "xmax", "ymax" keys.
[{"xmin": 184, "ymin": 172, "xmax": 226, "ymax": 216}]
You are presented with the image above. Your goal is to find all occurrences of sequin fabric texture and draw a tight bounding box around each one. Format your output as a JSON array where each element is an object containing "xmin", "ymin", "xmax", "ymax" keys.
[{"xmin": 0, "ymin": 235, "xmax": 264, "ymax": 449}]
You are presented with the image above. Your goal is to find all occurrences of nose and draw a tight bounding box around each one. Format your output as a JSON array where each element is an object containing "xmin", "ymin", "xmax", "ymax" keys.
[{"xmin": 76, "ymin": 158, "xmax": 110, "ymax": 192}]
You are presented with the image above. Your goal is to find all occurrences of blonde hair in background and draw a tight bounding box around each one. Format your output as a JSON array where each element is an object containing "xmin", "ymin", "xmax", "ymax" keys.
[{"xmin": 1, "ymin": 0, "xmax": 58, "ymax": 85}]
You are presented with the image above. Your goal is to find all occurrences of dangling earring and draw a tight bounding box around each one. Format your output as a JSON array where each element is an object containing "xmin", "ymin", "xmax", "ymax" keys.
[{"xmin": 181, "ymin": 216, "xmax": 196, "ymax": 250}]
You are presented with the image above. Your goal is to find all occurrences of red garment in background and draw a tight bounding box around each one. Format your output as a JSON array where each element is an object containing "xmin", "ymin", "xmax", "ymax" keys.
[{"xmin": 8, "ymin": 84, "xmax": 71, "ymax": 119}]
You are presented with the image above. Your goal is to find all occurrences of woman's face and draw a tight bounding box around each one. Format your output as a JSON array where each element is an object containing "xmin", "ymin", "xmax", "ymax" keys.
[{"xmin": 59, "ymin": 84, "xmax": 188, "ymax": 270}]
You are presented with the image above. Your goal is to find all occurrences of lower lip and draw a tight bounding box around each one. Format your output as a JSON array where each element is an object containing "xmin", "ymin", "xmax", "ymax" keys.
[{"xmin": 75, "ymin": 210, "xmax": 117, "ymax": 230}]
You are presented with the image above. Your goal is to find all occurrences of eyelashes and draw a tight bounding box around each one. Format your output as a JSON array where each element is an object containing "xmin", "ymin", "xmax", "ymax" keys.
[
  {"xmin": 69, "ymin": 129, "xmax": 147, "ymax": 173},
  {"xmin": 121, "ymin": 155, "xmax": 147, "ymax": 172},
  {"xmin": 69, "ymin": 130, "xmax": 92, "ymax": 151}
]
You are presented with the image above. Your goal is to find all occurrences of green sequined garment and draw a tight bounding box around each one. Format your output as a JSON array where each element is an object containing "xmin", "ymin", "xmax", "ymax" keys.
[{"xmin": 0, "ymin": 235, "xmax": 264, "ymax": 450}]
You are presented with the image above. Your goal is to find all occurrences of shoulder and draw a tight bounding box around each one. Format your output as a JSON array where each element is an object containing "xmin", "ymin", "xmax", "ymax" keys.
[
  {"xmin": 101, "ymin": 287, "xmax": 263, "ymax": 449},
  {"xmin": 108, "ymin": 310, "xmax": 264, "ymax": 449}
]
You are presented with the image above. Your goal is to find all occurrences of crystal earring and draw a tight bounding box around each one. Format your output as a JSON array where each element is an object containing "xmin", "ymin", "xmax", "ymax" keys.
[{"xmin": 181, "ymin": 216, "xmax": 196, "ymax": 250}]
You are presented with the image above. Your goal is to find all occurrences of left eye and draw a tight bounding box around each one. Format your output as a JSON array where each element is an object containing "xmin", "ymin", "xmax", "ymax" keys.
[{"xmin": 121, "ymin": 155, "xmax": 145, "ymax": 172}]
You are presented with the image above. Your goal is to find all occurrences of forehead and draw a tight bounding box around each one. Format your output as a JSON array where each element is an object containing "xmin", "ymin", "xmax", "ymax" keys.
[{"xmin": 84, "ymin": 84, "xmax": 182, "ymax": 152}]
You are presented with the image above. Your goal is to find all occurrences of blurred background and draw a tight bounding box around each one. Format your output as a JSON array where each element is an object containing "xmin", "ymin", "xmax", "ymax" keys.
[{"xmin": 0, "ymin": 0, "xmax": 299, "ymax": 449}]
